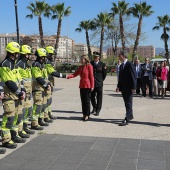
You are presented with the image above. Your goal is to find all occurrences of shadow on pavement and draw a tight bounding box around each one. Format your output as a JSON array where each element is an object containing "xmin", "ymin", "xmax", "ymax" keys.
[
  {"xmin": 52, "ymin": 110, "xmax": 82, "ymax": 114},
  {"xmin": 56, "ymin": 116, "xmax": 170, "ymax": 127},
  {"xmin": 107, "ymin": 94, "xmax": 122, "ymax": 97}
]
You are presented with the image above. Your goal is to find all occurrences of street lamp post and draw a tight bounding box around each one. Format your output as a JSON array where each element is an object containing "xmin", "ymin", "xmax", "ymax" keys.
[{"xmin": 14, "ymin": 0, "xmax": 20, "ymax": 43}]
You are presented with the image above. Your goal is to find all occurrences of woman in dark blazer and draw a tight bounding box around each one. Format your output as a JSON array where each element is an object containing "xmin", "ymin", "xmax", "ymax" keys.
[{"xmin": 67, "ymin": 55, "xmax": 94, "ymax": 121}]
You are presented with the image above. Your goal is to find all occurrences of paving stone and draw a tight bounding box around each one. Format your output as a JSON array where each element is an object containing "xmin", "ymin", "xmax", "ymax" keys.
[
  {"xmin": 113, "ymin": 150, "xmax": 138, "ymax": 159},
  {"xmin": 139, "ymin": 151, "xmax": 165, "ymax": 161},
  {"xmin": 47, "ymin": 162, "xmax": 79, "ymax": 170},
  {"xmin": 17, "ymin": 160, "xmax": 53, "ymax": 170},
  {"xmin": 77, "ymin": 163, "xmax": 107, "ymax": 170},
  {"xmin": 53, "ymin": 153, "xmax": 86, "ymax": 164},
  {"xmin": 137, "ymin": 159, "xmax": 167, "ymax": 170},
  {"xmin": 108, "ymin": 157, "xmax": 137, "ymax": 169},
  {"xmin": 140, "ymin": 144, "xmax": 164, "ymax": 153},
  {"xmin": 115, "ymin": 143, "xmax": 140, "ymax": 152}
]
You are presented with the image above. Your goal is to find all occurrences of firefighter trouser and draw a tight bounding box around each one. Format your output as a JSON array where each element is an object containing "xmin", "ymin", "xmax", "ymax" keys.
[
  {"xmin": 1, "ymin": 99, "xmax": 23, "ymax": 143},
  {"xmin": 44, "ymin": 88, "xmax": 52, "ymax": 119},
  {"xmin": 23, "ymin": 93, "xmax": 32, "ymax": 125}
]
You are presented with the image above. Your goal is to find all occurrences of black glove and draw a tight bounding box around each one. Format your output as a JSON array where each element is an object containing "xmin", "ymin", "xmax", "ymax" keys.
[
  {"xmin": 18, "ymin": 91, "xmax": 24, "ymax": 100},
  {"xmin": 62, "ymin": 74, "xmax": 66, "ymax": 78},
  {"xmin": 21, "ymin": 88, "xmax": 26, "ymax": 93},
  {"xmin": 45, "ymin": 82, "xmax": 51, "ymax": 90}
]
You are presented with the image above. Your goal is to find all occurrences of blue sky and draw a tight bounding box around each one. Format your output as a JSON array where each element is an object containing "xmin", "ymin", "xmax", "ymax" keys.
[{"xmin": 0, "ymin": 0, "xmax": 170, "ymax": 48}]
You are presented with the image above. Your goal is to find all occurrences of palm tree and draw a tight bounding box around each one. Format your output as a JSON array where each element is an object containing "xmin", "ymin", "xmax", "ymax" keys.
[
  {"xmin": 75, "ymin": 20, "xmax": 95, "ymax": 60},
  {"xmin": 51, "ymin": 3, "xmax": 71, "ymax": 56},
  {"xmin": 94, "ymin": 12, "xmax": 113, "ymax": 59},
  {"xmin": 26, "ymin": 1, "xmax": 51, "ymax": 47},
  {"xmin": 110, "ymin": 1, "xmax": 130, "ymax": 51},
  {"xmin": 129, "ymin": 2, "xmax": 154, "ymax": 61},
  {"xmin": 153, "ymin": 15, "xmax": 170, "ymax": 64}
]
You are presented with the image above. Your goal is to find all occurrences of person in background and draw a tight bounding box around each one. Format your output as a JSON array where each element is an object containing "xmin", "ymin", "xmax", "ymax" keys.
[
  {"xmin": 116, "ymin": 51, "xmax": 137, "ymax": 126},
  {"xmin": 90, "ymin": 51, "xmax": 107, "ymax": 116},
  {"xmin": 156, "ymin": 61, "xmax": 168, "ymax": 98},
  {"xmin": 116, "ymin": 60, "xmax": 121, "ymax": 82},
  {"xmin": 141, "ymin": 57, "xmax": 153, "ymax": 97},
  {"xmin": 152, "ymin": 62, "xmax": 158, "ymax": 97},
  {"xmin": 164, "ymin": 60, "xmax": 169, "ymax": 96},
  {"xmin": 134, "ymin": 59, "xmax": 141, "ymax": 95},
  {"xmin": 67, "ymin": 55, "xmax": 94, "ymax": 121}
]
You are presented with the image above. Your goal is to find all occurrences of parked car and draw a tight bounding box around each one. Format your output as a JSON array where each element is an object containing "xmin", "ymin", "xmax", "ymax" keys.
[{"xmin": 150, "ymin": 58, "xmax": 170, "ymax": 66}]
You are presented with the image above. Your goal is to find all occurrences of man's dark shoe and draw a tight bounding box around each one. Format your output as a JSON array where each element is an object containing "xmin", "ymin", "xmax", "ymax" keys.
[
  {"xmin": 2, "ymin": 140, "xmax": 17, "ymax": 149},
  {"xmin": 91, "ymin": 108, "xmax": 96, "ymax": 114},
  {"xmin": 119, "ymin": 118, "xmax": 129, "ymax": 126},
  {"xmin": 129, "ymin": 115, "xmax": 134, "ymax": 120},
  {"xmin": 94, "ymin": 110, "xmax": 100, "ymax": 116},
  {"xmin": 0, "ymin": 148, "xmax": 6, "ymax": 154}
]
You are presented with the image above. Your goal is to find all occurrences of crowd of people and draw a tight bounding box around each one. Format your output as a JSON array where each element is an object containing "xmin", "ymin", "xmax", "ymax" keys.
[
  {"xmin": 0, "ymin": 42, "xmax": 66, "ymax": 154},
  {"xmin": 116, "ymin": 57, "xmax": 169, "ymax": 98}
]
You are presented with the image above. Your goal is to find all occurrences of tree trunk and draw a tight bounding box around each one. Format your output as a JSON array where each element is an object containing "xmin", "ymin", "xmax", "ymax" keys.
[
  {"xmin": 119, "ymin": 14, "xmax": 125, "ymax": 51},
  {"xmin": 111, "ymin": 35, "xmax": 115, "ymax": 65},
  {"xmin": 163, "ymin": 28, "xmax": 169, "ymax": 65},
  {"xmin": 85, "ymin": 30, "xmax": 92, "ymax": 60},
  {"xmin": 55, "ymin": 19, "xmax": 62, "ymax": 56},
  {"xmin": 100, "ymin": 26, "xmax": 104, "ymax": 60},
  {"xmin": 132, "ymin": 15, "xmax": 143, "ymax": 62},
  {"xmin": 38, "ymin": 16, "xmax": 45, "ymax": 47}
]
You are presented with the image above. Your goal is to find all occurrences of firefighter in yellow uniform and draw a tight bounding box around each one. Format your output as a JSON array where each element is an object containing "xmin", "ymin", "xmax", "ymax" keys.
[
  {"xmin": 45, "ymin": 46, "xmax": 66, "ymax": 120},
  {"xmin": 0, "ymin": 42, "xmax": 26, "ymax": 149},
  {"xmin": 16, "ymin": 45, "xmax": 35, "ymax": 134},
  {"xmin": 31, "ymin": 48, "xmax": 51, "ymax": 130}
]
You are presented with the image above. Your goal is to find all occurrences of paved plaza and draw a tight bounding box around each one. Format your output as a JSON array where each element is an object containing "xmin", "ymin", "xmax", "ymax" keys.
[{"xmin": 0, "ymin": 76, "xmax": 170, "ymax": 169}]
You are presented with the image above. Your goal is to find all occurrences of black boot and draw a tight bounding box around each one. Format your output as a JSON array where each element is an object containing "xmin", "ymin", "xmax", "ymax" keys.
[
  {"xmin": 38, "ymin": 118, "xmax": 49, "ymax": 126},
  {"xmin": 0, "ymin": 148, "xmax": 6, "ymax": 154},
  {"xmin": 23, "ymin": 123, "xmax": 35, "ymax": 134},
  {"xmin": 31, "ymin": 125, "xmax": 44, "ymax": 130},
  {"xmin": 48, "ymin": 112, "xmax": 57, "ymax": 120},
  {"xmin": 11, "ymin": 130, "xmax": 26, "ymax": 143},
  {"xmin": 44, "ymin": 118, "xmax": 53, "ymax": 123},
  {"xmin": 19, "ymin": 131, "xmax": 30, "ymax": 138},
  {"xmin": 2, "ymin": 140, "xmax": 17, "ymax": 149}
]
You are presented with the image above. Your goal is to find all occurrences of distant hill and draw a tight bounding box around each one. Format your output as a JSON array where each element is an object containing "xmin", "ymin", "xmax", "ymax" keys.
[{"xmin": 155, "ymin": 48, "xmax": 164, "ymax": 55}]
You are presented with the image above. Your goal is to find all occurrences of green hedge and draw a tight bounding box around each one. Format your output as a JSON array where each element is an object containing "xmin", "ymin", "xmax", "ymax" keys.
[
  {"xmin": 106, "ymin": 65, "xmax": 116, "ymax": 73},
  {"xmin": 55, "ymin": 64, "xmax": 80, "ymax": 73},
  {"xmin": 55, "ymin": 64, "xmax": 116, "ymax": 73}
]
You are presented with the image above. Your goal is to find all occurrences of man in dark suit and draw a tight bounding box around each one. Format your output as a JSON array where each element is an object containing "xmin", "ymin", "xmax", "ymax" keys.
[
  {"xmin": 134, "ymin": 59, "xmax": 142, "ymax": 95},
  {"xmin": 116, "ymin": 51, "xmax": 137, "ymax": 126},
  {"xmin": 141, "ymin": 57, "xmax": 153, "ymax": 97},
  {"xmin": 91, "ymin": 51, "xmax": 107, "ymax": 116}
]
